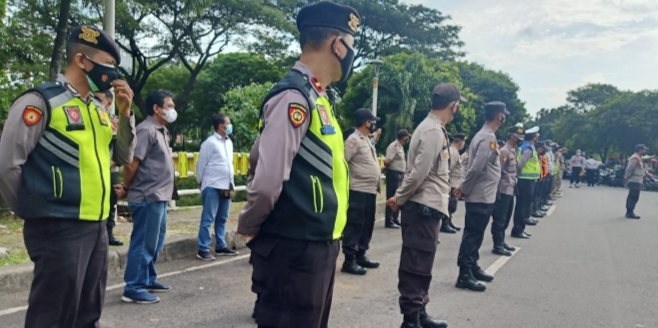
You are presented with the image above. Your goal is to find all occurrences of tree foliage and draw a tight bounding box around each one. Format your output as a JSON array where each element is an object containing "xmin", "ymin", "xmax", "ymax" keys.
[{"xmin": 220, "ymin": 82, "xmax": 274, "ymax": 153}]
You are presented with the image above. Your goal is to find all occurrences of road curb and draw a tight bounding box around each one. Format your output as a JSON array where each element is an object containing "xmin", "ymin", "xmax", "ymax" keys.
[{"xmin": 0, "ymin": 201, "xmax": 386, "ymax": 295}]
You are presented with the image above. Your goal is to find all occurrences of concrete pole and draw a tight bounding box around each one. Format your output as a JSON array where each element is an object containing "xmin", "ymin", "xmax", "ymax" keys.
[
  {"xmin": 103, "ymin": 0, "xmax": 116, "ymax": 116},
  {"xmin": 372, "ymin": 77, "xmax": 379, "ymax": 118}
]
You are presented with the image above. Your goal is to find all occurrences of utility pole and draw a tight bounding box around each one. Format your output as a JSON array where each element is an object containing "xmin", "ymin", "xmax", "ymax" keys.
[{"xmin": 369, "ymin": 59, "xmax": 384, "ymax": 117}]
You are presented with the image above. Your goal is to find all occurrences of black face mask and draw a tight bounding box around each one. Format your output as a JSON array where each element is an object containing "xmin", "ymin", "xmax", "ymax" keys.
[
  {"xmin": 335, "ymin": 39, "xmax": 355, "ymax": 83},
  {"xmin": 368, "ymin": 121, "xmax": 377, "ymax": 134},
  {"xmin": 84, "ymin": 56, "xmax": 119, "ymax": 92}
]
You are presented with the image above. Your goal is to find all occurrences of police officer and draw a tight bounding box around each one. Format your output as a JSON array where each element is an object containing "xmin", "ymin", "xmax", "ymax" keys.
[
  {"xmin": 624, "ymin": 144, "xmax": 648, "ymax": 219},
  {"xmin": 454, "ymin": 101, "xmax": 507, "ymax": 292},
  {"xmin": 532, "ymin": 141, "xmax": 549, "ymax": 218},
  {"xmin": 387, "ymin": 83, "xmax": 464, "ymax": 328},
  {"xmin": 511, "ymin": 126, "xmax": 540, "ymax": 238},
  {"xmin": 491, "ymin": 126, "xmax": 524, "ymax": 256},
  {"xmin": 236, "ymin": 2, "xmax": 358, "ymax": 327},
  {"xmin": 0, "ymin": 26, "xmax": 136, "ymax": 327},
  {"xmin": 342, "ymin": 108, "xmax": 382, "ymax": 275},
  {"xmin": 384, "ymin": 129, "xmax": 411, "ymax": 229},
  {"xmin": 441, "ymin": 133, "xmax": 466, "ymax": 234}
]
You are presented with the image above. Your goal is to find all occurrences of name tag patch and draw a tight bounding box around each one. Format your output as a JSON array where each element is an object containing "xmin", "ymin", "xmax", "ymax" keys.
[
  {"xmin": 64, "ymin": 106, "xmax": 85, "ymax": 131},
  {"xmin": 317, "ymin": 105, "xmax": 336, "ymax": 135}
]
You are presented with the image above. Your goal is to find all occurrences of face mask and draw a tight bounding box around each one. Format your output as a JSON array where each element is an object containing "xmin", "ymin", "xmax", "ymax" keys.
[
  {"xmin": 225, "ymin": 124, "xmax": 233, "ymax": 135},
  {"xmin": 368, "ymin": 121, "xmax": 377, "ymax": 134},
  {"xmin": 84, "ymin": 56, "xmax": 119, "ymax": 92},
  {"xmin": 162, "ymin": 107, "xmax": 178, "ymax": 123},
  {"xmin": 335, "ymin": 39, "xmax": 355, "ymax": 83}
]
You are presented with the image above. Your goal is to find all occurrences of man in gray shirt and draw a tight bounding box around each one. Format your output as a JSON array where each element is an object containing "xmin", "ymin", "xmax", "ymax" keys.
[
  {"xmin": 119, "ymin": 89, "xmax": 177, "ymax": 304},
  {"xmin": 454, "ymin": 101, "xmax": 508, "ymax": 292},
  {"xmin": 490, "ymin": 126, "xmax": 524, "ymax": 257},
  {"xmin": 624, "ymin": 144, "xmax": 648, "ymax": 219},
  {"xmin": 383, "ymin": 129, "xmax": 411, "ymax": 229},
  {"xmin": 387, "ymin": 83, "xmax": 463, "ymax": 328}
]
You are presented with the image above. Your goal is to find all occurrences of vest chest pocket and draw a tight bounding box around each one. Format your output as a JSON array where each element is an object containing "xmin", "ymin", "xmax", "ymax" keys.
[
  {"xmin": 310, "ymin": 175, "xmax": 324, "ymax": 213},
  {"xmin": 51, "ymin": 166, "xmax": 63, "ymax": 198}
]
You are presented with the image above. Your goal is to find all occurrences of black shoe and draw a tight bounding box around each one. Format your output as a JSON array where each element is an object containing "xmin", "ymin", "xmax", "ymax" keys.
[
  {"xmin": 523, "ymin": 231, "xmax": 532, "ymax": 237},
  {"xmin": 440, "ymin": 220, "xmax": 457, "ymax": 234},
  {"xmin": 456, "ymin": 268, "xmax": 486, "ymax": 292},
  {"xmin": 393, "ymin": 218, "xmax": 402, "ymax": 226},
  {"xmin": 108, "ymin": 236, "xmax": 124, "ymax": 246},
  {"xmin": 548, "ymin": 197, "xmax": 557, "ymax": 201},
  {"xmin": 472, "ymin": 267, "xmax": 494, "ymax": 282},
  {"xmin": 531, "ymin": 211, "xmax": 544, "ymax": 218},
  {"xmin": 401, "ymin": 312, "xmax": 422, "ymax": 328},
  {"xmin": 448, "ymin": 218, "xmax": 461, "ymax": 231},
  {"xmin": 540, "ymin": 205, "xmax": 550, "ymax": 211},
  {"xmin": 356, "ymin": 255, "xmax": 380, "ymax": 269},
  {"xmin": 386, "ymin": 222, "xmax": 401, "ymax": 229},
  {"xmin": 341, "ymin": 260, "xmax": 367, "ymax": 275},
  {"xmin": 625, "ymin": 212, "xmax": 641, "ymax": 219},
  {"xmin": 492, "ymin": 246, "xmax": 512, "ymax": 256},
  {"xmin": 215, "ymin": 247, "xmax": 239, "ymax": 256},
  {"xmin": 419, "ymin": 308, "xmax": 448, "ymax": 328},
  {"xmin": 503, "ymin": 243, "xmax": 516, "ymax": 251},
  {"xmin": 525, "ymin": 219, "xmax": 538, "ymax": 226},
  {"xmin": 196, "ymin": 251, "xmax": 216, "ymax": 261},
  {"xmin": 511, "ymin": 232, "xmax": 529, "ymax": 239}
]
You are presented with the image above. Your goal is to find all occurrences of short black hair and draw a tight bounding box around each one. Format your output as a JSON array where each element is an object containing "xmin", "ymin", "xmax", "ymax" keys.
[
  {"xmin": 485, "ymin": 109, "xmax": 500, "ymax": 121},
  {"xmin": 212, "ymin": 113, "xmax": 228, "ymax": 131},
  {"xmin": 431, "ymin": 95, "xmax": 453, "ymax": 110},
  {"xmin": 66, "ymin": 42, "xmax": 98, "ymax": 65},
  {"xmin": 145, "ymin": 89, "xmax": 174, "ymax": 116},
  {"xmin": 300, "ymin": 27, "xmax": 347, "ymax": 50}
]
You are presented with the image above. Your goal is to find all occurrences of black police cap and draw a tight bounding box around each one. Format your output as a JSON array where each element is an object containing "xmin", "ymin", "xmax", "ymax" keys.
[
  {"xmin": 453, "ymin": 133, "xmax": 466, "ymax": 141},
  {"xmin": 497, "ymin": 140, "xmax": 505, "ymax": 146},
  {"xmin": 432, "ymin": 83, "xmax": 467, "ymax": 109},
  {"xmin": 636, "ymin": 144, "xmax": 648, "ymax": 152},
  {"xmin": 297, "ymin": 1, "xmax": 361, "ymax": 35},
  {"xmin": 69, "ymin": 26, "xmax": 121, "ymax": 65},
  {"xmin": 354, "ymin": 108, "xmax": 380, "ymax": 122},
  {"xmin": 484, "ymin": 101, "xmax": 510, "ymax": 116},
  {"xmin": 397, "ymin": 129, "xmax": 411, "ymax": 139}
]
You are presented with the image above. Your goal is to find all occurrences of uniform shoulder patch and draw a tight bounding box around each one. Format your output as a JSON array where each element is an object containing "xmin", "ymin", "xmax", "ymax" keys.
[
  {"xmin": 23, "ymin": 106, "xmax": 43, "ymax": 126},
  {"xmin": 490, "ymin": 141, "xmax": 496, "ymax": 150},
  {"xmin": 288, "ymin": 103, "xmax": 307, "ymax": 128}
]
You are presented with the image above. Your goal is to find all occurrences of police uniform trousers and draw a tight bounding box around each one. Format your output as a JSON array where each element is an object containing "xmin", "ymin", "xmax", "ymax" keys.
[
  {"xmin": 543, "ymin": 176, "xmax": 553, "ymax": 202},
  {"xmin": 457, "ymin": 203, "xmax": 494, "ymax": 268},
  {"xmin": 385, "ymin": 170, "xmax": 404, "ymax": 225},
  {"xmin": 586, "ymin": 169, "xmax": 596, "ymax": 186},
  {"xmin": 571, "ymin": 167, "xmax": 582, "ymax": 185},
  {"xmin": 533, "ymin": 179, "xmax": 543, "ymax": 208},
  {"xmin": 342, "ymin": 190, "xmax": 377, "ymax": 259},
  {"xmin": 397, "ymin": 202, "xmax": 443, "ymax": 314},
  {"xmin": 107, "ymin": 171, "xmax": 120, "ymax": 233},
  {"xmin": 448, "ymin": 188, "xmax": 458, "ymax": 216},
  {"xmin": 491, "ymin": 193, "xmax": 515, "ymax": 246},
  {"xmin": 23, "ymin": 218, "xmax": 108, "ymax": 328},
  {"xmin": 626, "ymin": 182, "xmax": 642, "ymax": 213},
  {"xmin": 512, "ymin": 179, "xmax": 535, "ymax": 235},
  {"xmin": 249, "ymin": 233, "xmax": 339, "ymax": 328}
]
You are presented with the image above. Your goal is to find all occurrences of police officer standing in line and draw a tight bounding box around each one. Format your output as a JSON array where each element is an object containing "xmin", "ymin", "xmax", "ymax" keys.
[
  {"xmin": 454, "ymin": 101, "xmax": 507, "ymax": 292},
  {"xmin": 387, "ymin": 83, "xmax": 465, "ymax": 328},
  {"xmin": 441, "ymin": 133, "xmax": 466, "ymax": 234},
  {"xmin": 342, "ymin": 108, "xmax": 382, "ymax": 275},
  {"xmin": 624, "ymin": 144, "xmax": 648, "ymax": 219},
  {"xmin": 511, "ymin": 126, "xmax": 540, "ymax": 239},
  {"xmin": 0, "ymin": 26, "xmax": 136, "ymax": 327},
  {"xmin": 532, "ymin": 141, "xmax": 549, "ymax": 218},
  {"xmin": 383, "ymin": 129, "xmax": 412, "ymax": 229},
  {"xmin": 490, "ymin": 126, "xmax": 524, "ymax": 256},
  {"xmin": 237, "ymin": 3, "xmax": 358, "ymax": 327}
]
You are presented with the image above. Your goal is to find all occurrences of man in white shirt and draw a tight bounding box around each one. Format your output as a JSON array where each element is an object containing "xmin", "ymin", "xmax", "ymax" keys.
[
  {"xmin": 196, "ymin": 113, "xmax": 238, "ymax": 260},
  {"xmin": 584, "ymin": 155, "xmax": 599, "ymax": 187}
]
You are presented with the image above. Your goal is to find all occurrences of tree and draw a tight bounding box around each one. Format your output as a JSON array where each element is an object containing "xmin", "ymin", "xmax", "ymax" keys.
[
  {"xmin": 49, "ymin": 0, "xmax": 72, "ymax": 81},
  {"xmin": 567, "ymin": 83, "xmax": 621, "ymax": 112},
  {"xmin": 527, "ymin": 106, "xmax": 571, "ymax": 141},
  {"xmin": 220, "ymin": 82, "xmax": 274, "ymax": 152},
  {"xmin": 341, "ymin": 52, "xmax": 475, "ymax": 153}
]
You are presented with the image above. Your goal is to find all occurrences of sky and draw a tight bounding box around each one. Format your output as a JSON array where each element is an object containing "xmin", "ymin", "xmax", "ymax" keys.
[{"xmin": 405, "ymin": 0, "xmax": 658, "ymax": 116}]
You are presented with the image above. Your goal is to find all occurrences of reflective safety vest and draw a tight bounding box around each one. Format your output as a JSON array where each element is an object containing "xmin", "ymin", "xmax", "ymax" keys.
[
  {"xmin": 259, "ymin": 69, "xmax": 349, "ymax": 241},
  {"xmin": 17, "ymin": 81, "xmax": 114, "ymax": 221},
  {"xmin": 517, "ymin": 142, "xmax": 540, "ymax": 180}
]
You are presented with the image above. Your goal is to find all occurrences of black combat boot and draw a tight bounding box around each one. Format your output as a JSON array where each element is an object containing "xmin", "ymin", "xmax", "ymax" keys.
[
  {"xmin": 342, "ymin": 256, "xmax": 367, "ymax": 275},
  {"xmin": 455, "ymin": 267, "xmax": 486, "ymax": 292},
  {"xmin": 439, "ymin": 218, "xmax": 457, "ymax": 234},
  {"xmin": 492, "ymin": 232, "xmax": 512, "ymax": 256},
  {"xmin": 107, "ymin": 227, "xmax": 124, "ymax": 246},
  {"xmin": 401, "ymin": 312, "xmax": 422, "ymax": 328},
  {"xmin": 419, "ymin": 308, "xmax": 448, "ymax": 328},
  {"xmin": 472, "ymin": 266, "xmax": 494, "ymax": 282},
  {"xmin": 625, "ymin": 212, "xmax": 641, "ymax": 219},
  {"xmin": 356, "ymin": 254, "xmax": 380, "ymax": 269},
  {"xmin": 447, "ymin": 217, "xmax": 461, "ymax": 231},
  {"xmin": 503, "ymin": 243, "xmax": 516, "ymax": 251}
]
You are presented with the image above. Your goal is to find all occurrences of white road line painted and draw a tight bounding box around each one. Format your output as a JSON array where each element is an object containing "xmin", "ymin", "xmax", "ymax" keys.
[
  {"xmin": 484, "ymin": 247, "xmax": 522, "ymax": 276},
  {"xmin": 546, "ymin": 205, "xmax": 557, "ymax": 217},
  {"xmin": 1, "ymin": 216, "xmax": 390, "ymax": 317}
]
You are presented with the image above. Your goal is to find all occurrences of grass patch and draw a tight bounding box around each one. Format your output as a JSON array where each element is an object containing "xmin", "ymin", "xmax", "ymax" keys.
[
  {"xmin": 0, "ymin": 216, "xmax": 29, "ymax": 266},
  {"xmin": 0, "ymin": 248, "xmax": 29, "ymax": 267}
]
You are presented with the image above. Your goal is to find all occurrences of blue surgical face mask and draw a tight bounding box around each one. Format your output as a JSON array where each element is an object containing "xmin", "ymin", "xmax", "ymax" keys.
[{"xmin": 225, "ymin": 124, "xmax": 233, "ymax": 135}]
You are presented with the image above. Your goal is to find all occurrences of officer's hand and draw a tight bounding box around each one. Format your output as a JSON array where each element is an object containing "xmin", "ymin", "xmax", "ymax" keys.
[
  {"xmin": 111, "ymin": 80, "xmax": 134, "ymax": 116},
  {"xmin": 386, "ymin": 197, "xmax": 399, "ymax": 211},
  {"xmin": 454, "ymin": 188, "xmax": 464, "ymax": 198},
  {"xmin": 114, "ymin": 184, "xmax": 127, "ymax": 198}
]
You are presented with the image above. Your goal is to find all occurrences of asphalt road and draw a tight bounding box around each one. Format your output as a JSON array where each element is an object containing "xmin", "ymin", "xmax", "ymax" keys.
[{"xmin": 1, "ymin": 184, "xmax": 657, "ymax": 328}]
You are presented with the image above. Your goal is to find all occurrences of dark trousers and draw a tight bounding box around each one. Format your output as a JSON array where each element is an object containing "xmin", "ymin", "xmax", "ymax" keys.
[
  {"xmin": 385, "ymin": 170, "xmax": 404, "ymax": 225},
  {"xmin": 513, "ymin": 179, "xmax": 535, "ymax": 235},
  {"xmin": 107, "ymin": 171, "xmax": 119, "ymax": 234},
  {"xmin": 586, "ymin": 169, "xmax": 596, "ymax": 186},
  {"xmin": 397, "ymin": 204, "xmax": 443, "ymax": 314},
  {"xmin": 491, "ymin": 193, "xmax": 514, "ymax": 246},
  {"xmin": 249, "ymin": 233, "xmax": 339, "ymax": 328},
  {"xmin": 542, "ymin": 176, "xmax": 553, "ymax": 203},
  {"xmin": 626, "ymin": 182, "xmax": 642, "ymax": 213},
  {"xmin": 448, "ymin": 188, "xmax": 458, "ymax": 216},
  {"xmin": 342, "ymin": 190, "xmax": 377, "ymax": 259},
  {"xmin": 571, "ymin": 167, "xmax": 582, "ymax": 184},
  {"xmin": 457, "ymin": 203, "xmax": 493, "ymax": 268},
  {"xmin": 23, "ymin": 218, "xmax": 108, "ymax": 328}
]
